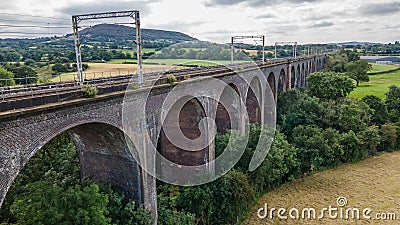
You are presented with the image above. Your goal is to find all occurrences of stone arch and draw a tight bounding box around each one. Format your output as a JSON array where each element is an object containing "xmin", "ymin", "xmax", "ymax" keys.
[
  {"xmin": 215, "ymin": 83, "xmax": 241, "ymax": 134},
  {"xmin": 296, "ymin": 64, "xmax": 301, "ymax": 88},
  {"xmin": 246, "ymin": 77, "xmax": 262, "ymax": 125},
  {"xmin": 301, "ymin": 63, "xmax": 306, "ymax": 87},
  {"xmin": 278, "ymin": 68, "xmax": 286, "ymax": 92},
  {"xmin": 159, "ymin": 96, "xmax": 209, "ymax": 168},
  {"xmin": 2, "ymin": 121, "xmax": 144, "ymax": 205},
  {"xmin": 267, "ymin": 72, "xmax": 276, "ymax": 100},
  {"xmin": 291, "ymin": 65, "xmax": 296, "ymax": 89}
]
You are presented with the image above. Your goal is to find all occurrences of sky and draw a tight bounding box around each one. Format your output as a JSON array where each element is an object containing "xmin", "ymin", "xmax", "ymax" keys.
[{"xmin": 0, "ymin": 0, "xmax": 399, "ymax": 45}]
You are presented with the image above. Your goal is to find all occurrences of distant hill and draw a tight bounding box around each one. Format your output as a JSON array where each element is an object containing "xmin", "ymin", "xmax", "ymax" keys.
[
  {"xmin": 336, "ymin": 41, "xmax": 381, "ymax": 46},
  {"xmin": 67, "ymin": 24, "xmax": 197, "ymax": 43}
]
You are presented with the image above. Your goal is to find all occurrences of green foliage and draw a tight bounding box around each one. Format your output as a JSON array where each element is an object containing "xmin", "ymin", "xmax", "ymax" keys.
[
  {"xmin": 176, "ymin": 170, "xmax": 254, "ymax": 225},
  {"xmin": 336, "ymin": 98, "xmax": 372, "ymax": 133},
  {"xmin": 10, "ymin": 182, "xmax": 110, "ymax": 225},
  {"xmin": 166, "ymin": 75, "xmax": 177, "ymax": 84},
  {"xmin": 385, "ymin": 85, "xmax": 400, "ymax": 122},
  {"xmin": 0, "ymin": 66, "xmax": 15, "ymax": 86},
  {"xmin": 52, "ymin": 63, "xmax": 68, "ymax": 73},
  {"xmin": 99, "ymin": 185, "xmax": 153, "ymax": 225},
  {"xmin": 280, "ymin": 92, "xmax": 325, "ymax": 137},
  {"xmin": 81, "ymin": 85, "xmax": 99, "ymax": 98},
  {"xmin": 1, "ymin": 134, "xmax": 154, "ymax": 225},
  {"xmin": 307, "ymin": 71, "xmax": 355, "ymax": 100},
  {"xmin": 362, "ymin": 95, "xmax": 389, "ymax": 125},
  {"xmin": 292, "ymin": 126, "xmax": 343, "ymax": 173},
  {"xmin": 378, "ymin": 124, "xmax": 398, "ymax": 152},
  {"xmin": 345, "ymin": 60, "xmax": 372, "ymax": 86},
  {"xmin": 10, "ymin": 66, "xmax": 38, "ymax": 85},
  {"xmin": 359, "ymin": 126, "xmax": 381, "ymax": 155},
  {"xmin": 340, "ymin": 131, "xmax": 367, "ymax": 163},
  {"xmin": 249, "ymin": 131, "xmax": 299, "ymax": 194}
]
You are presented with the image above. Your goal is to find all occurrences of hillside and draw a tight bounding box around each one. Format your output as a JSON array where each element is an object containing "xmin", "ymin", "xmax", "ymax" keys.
[{"xmin": 69, "ymin": 24, "xmax": 197, "ymax": 43}]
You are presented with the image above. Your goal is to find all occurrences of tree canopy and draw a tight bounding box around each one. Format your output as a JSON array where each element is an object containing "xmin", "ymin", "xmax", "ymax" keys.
[
  {"xmin": 307, "ymin": 71, "xmax": 355, "ymax": 100},
  {"xmin": 345, "ymin": 60, "xmax": 372, "ymax": 86}
]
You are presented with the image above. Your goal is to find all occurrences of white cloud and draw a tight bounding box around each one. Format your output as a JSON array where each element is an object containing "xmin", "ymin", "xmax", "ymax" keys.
[{"xmin": 0, "ymin": 0, "xmax": 398, "ymax": 43}]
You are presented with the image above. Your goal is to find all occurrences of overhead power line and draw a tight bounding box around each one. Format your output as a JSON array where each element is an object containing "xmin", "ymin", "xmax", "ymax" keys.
[
  {"xmin": 0, "ymin": 12, "xmax": 69, "ymax": 21},
  {"xmin": 0, "ymin": 18, "xmax": 70, "ymax": 26},
  {"xmin": 0, "ymin": 24, "xmax": 70, "ymax": 29}
]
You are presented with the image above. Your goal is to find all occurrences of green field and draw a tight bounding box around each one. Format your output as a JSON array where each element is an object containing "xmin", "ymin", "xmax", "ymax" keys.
[
  {"xmin": 369, "ymin": 63, "xmax": 400, "ymax": 73},
  {"xmin": 350, "ymin": 67, "xmax": 400, "ymax": 99},
  {"xmin": 350, "ymin": 70, "xmax": 400, "ymax": 99}
]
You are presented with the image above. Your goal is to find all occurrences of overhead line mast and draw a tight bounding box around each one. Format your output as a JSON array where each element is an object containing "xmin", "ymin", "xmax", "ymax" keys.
[
  {"xmin": 231, "ymin": 35, "xmax": 265, "ymax": 64},
  {"xmin": 72, "ymin": 10, "xmax": 143, "ymax": 86}
]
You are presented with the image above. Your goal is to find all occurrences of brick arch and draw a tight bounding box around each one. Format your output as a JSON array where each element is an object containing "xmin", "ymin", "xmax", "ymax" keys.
[
  {"xmin": 301, "ymin": 63, "xmax": 306, "ymax": 87},
  {"xmin": 159, "ymin": 96, "xmax": 209, "ymax": 167},
  {"xmin": 291, "ymin": 65, "xmax": 296, "ymax": 89},
  {"xmin": 267, "ymin": 72, "xmax": 276, "ymax": 100},
  {"xmin": 278, "ymin": 68, "xmax": 287, "ymax": 92},
  {"xmin": 2, "ymin": 121, "xmax": 144, "ymax": 206},
  {"xmin": 246, "ymin": 77, "xmax": 262, "ymax": 125},
  {"xmin": 296, "ymin": 64, "xmax": 301, "ymax": 88},
  {"xmin": 215, "ymin": 83, "xmax": 241, "ymax": 134}
]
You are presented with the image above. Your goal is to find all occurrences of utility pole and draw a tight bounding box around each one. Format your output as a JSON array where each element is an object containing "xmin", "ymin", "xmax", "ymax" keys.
[
  {"xmin": 274, "ymin": 42, "xmax": 298, "ymax": 59},
  {"xmin": 72, "ymin": 10, "xmax": 143, "ymax": 86}
]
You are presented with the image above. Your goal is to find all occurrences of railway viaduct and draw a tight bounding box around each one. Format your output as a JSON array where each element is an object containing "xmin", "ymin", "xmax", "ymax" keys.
[{"xmin": 0, "ymin": 55, "xmax": 326, "ymax": 220}]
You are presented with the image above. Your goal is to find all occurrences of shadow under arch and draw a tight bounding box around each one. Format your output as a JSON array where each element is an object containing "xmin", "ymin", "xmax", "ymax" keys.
[
  {"xmin": 246, "ymin": 76, "xmax": 262, "ymax": 125},
  {"xmin": 291, "ymin": 65, "xmax": 296, "ymax": 89},
  {"xmin": 278, "ymin": 68, "xmax": 286, "ymax": 92},
  {"xmin": 215, "ymin": 83, "xmax": 241, "ymax": 134},
  {"xmin": 158, "ymin": 96, "xmax": 209, "ymax": 181},
  {"xmin": 296, "ymin": 64, "xmax": 301, "ymax": 88},
  {"xmin": 267, "ymin": 72, "xmax": 276, "ymax": 101}
]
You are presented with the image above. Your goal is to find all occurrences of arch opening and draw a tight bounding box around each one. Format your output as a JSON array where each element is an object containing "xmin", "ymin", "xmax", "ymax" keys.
[
  {"xmin": 278, "ymin": 69, "xmax": 286, "ymax": 92},
  {"xmin": 246, "ymin": 77, "xmax": 262, "ymax": 125},
  {"xmin": 2, "ymin": 122, "xmax": 144, "ymax": 221},
  {"xmin": 215, "ymin": 84, "xmax": 241, "ymax": 134},
  {"xmin": 159, "ymin": 97, "xmax": 209, "ymax": 167},
  {"xmin": 267, "ymin": 72, "xmax": 276, "ymax": 100}
]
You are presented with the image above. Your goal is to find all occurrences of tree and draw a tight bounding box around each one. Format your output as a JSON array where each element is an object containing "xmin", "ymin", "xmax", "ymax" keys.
[
  {"xmin": 52, "ymin": 63, "xmax": 68, "ymax": 73},
  {"xmin": 362, "ymin": 95, "xmax": 389, "ymax": 125},
  {"xmin": 13, "ymin": 66, "xmax": 38, "ymax": 85},
  {"xmin": 345, "ymin": 60, "xmax": 372, "ymax": 86},
  {"xmin": 307, "ymin": 71, "xmax": 355, "ymax": 100},
  {"xmin": 0, "ymin": 66, "xmax": 15, "ymax": 86},
  {"xmin": 385, "ymin": 85, "xmax": 400, "ymax": 123}
]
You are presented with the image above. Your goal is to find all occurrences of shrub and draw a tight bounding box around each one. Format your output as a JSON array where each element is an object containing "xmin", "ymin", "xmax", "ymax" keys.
[
  {"xmin": 340, "ymin": 130, "xmax": 367, "ymax": 163},
  {"xmin": 81, "ymin": 85, "xmax": 99, "ymax": 98},
  {"xmin": 0, "ymin": 66, "xmax": 14, "ymax": 86},
  {"xmin": 166, "ymin": 75, "xmax": 177, "ymax": 84},
  {"xmin": 292, "ymin": 125, "xmax": 342, "ymax": 173},
  {"xmin": 378, "ymin": 124, "xmax": 398, "ymax": 152}
]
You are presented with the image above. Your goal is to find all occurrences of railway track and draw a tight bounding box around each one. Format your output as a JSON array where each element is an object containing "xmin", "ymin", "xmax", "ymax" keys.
[{"xmin": 0, "ymin": 58, "xmax": 299, "ymax": 112}]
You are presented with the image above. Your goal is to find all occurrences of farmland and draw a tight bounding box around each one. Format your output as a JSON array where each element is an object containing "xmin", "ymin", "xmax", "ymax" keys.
[
  {"xmin": 350, "ymin": 64, "xmax": 400, "ymax": 99},
  {"xmin": 244, "ymin": 151, "xmax": 400, "ymax": 225}
]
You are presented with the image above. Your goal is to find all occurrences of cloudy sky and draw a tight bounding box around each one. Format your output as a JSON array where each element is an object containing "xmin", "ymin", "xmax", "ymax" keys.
[{"xmin": 0, "ymin": 0, "xmax": 399, "ymax": 44}]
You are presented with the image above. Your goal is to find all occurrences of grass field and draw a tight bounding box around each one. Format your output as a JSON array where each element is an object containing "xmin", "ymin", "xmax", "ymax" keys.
[
  {"xmin": 369, "ymin": 63, "xmax": 400, "ymax": 73},
  {"xmin": 244, "ymin": 151, "xmax": 400, "ymax": 225},
  {"xmin": 48, "ymin": 62, "xmax": 187, "ymax": 82},
  {"xmin": 349, "ymin": 70, "xmax": 400, "ymax": 99}
]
